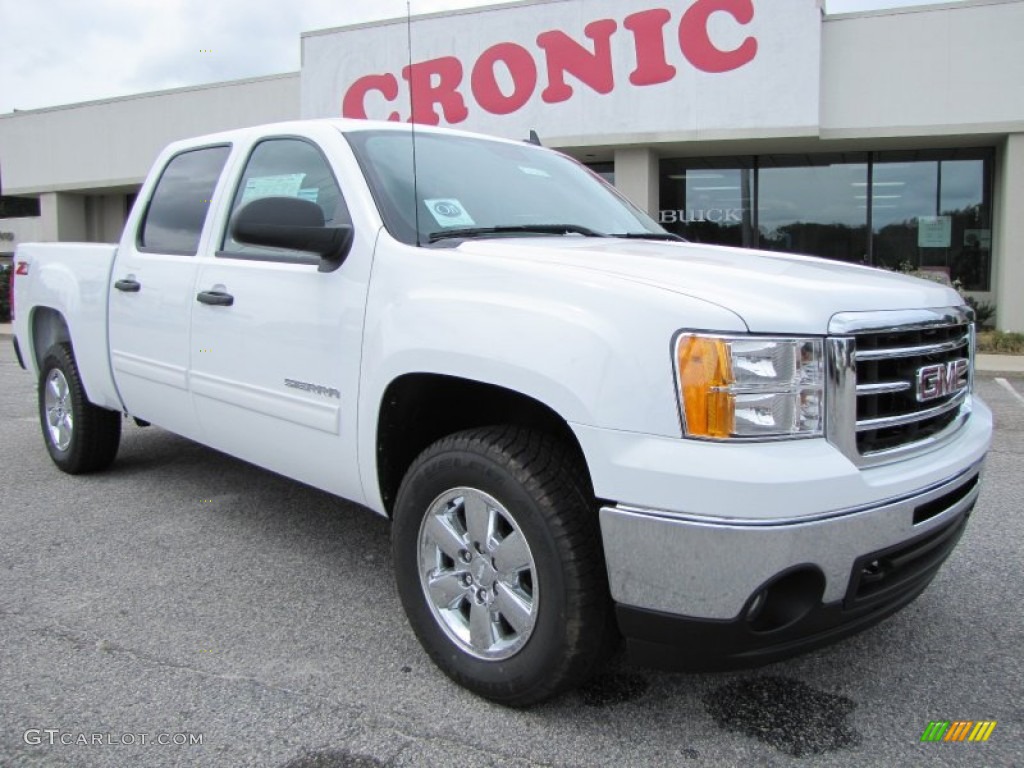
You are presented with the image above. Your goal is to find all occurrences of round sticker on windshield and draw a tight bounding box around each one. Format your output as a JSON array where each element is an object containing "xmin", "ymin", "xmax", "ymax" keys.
[
  {"xmin": 434, "ymin": 202, "xmax": 460, "ymax": 217},
  {"xmin": 425, "ymin": 198, "xmax": 476, "ymax": 227}
]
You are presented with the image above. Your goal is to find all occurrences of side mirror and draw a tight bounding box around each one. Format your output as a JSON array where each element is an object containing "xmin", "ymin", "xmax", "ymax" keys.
[{"xmin": 230, "ymin": 196, "xmax": 353, "ymax": 273}]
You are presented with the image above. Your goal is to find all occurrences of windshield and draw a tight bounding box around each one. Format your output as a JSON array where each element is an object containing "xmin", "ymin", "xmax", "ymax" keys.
[{"xmin": 343, "ymin": 129, "xmax": 667, "ymax": 246}]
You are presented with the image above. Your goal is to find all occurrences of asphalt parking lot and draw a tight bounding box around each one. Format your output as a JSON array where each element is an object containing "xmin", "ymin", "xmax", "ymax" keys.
[{"xmin": 1, "ymin": 341, "xmax": 1022, "ymax": 768}]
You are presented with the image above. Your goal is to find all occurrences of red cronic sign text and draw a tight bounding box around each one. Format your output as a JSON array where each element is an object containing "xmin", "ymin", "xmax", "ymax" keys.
[{"xmin": 341, "ymin": 0, "xmax": 759, "ymax": 125}]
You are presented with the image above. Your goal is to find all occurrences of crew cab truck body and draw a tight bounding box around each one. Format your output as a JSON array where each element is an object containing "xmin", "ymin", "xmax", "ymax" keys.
[{"xmin": 10, "ymin": 119, "xmax": 992, "ymax": 705}]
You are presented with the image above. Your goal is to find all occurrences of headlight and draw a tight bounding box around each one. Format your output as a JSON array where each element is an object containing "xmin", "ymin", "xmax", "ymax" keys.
[{"xmin": 674, "ymin": 334, "xmax": 824, "ymax": 440}]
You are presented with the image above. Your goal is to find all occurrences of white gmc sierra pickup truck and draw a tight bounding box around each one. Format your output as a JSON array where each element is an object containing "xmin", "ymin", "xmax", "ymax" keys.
[{"xmin": 10, "ymin": 119, "xmax": 992, "ymax": 705}]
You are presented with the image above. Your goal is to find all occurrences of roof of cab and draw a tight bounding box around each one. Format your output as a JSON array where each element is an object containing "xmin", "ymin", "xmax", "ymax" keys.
[{"xmin": 162, "ymin": 118, "xmax": 533, "ymax": 154}]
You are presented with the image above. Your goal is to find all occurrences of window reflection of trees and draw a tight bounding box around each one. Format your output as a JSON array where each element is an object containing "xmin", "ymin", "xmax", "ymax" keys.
[
  {"xmin": 682, "ymin": 221, "xmax": 745, "ymax": 248},
  {"xmin": 659, "ymin": 150, "xmax": 993, "ymax": 291},
  {"xmin": 874, "ymin": 204, "xmax": 990, "ymax": 289},
  {"xmin": 760, "ymin": 223, "xmax": 869, "ymax": 264}
]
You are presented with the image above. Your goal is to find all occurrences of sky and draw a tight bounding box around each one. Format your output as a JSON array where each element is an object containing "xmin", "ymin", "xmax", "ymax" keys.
[{"xmin": 0, "ymin": 0, "xmax": 961, "ymax": 115}]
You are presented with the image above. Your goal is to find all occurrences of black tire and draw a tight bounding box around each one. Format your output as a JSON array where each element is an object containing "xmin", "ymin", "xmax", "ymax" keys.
[
  {"xmin": 392, "ymin": 426, "xmax": 614, "ymax": 706},
  {"xmin": 38, "ymin": 342, "xmax": 121, "ymax": 474}
]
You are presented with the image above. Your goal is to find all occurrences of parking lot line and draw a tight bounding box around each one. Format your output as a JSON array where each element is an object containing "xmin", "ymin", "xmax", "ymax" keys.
[{"xmin": 995, "ymin": 377, "xmax": 1024, "ymax": 407}]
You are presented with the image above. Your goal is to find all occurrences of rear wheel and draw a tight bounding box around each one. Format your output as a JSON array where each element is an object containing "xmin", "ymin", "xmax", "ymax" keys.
[
  {"xmin": 38, "ymin": 342, "xmax": 121, "ymax": 474},
  {"xmin": 392, "ymin": 426, "xmax": 613, "ymax": 706}
]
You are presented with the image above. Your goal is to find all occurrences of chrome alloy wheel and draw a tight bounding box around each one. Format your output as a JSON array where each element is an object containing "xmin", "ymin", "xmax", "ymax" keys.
[
  {"xmin": 44, "ymin": 369, "xmax": 74, "ymax": 451},
  {"xmin": 417, "ymin": 487, "xmax": 539, "ymax": 661}
]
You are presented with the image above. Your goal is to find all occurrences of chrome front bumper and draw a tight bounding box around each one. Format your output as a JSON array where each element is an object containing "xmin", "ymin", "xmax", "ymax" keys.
[{"xmin": 599, "ymin": 459, "xmax": 983, "ymax": 621}]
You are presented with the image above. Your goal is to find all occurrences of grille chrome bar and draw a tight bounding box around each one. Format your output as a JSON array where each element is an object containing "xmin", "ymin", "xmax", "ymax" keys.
[
  {"xmin": 858, "ymin": 409, "xmax": 971, "ymax": 461},
  {"xmin": 856, "ymin": 390, "xmax": 968, "ymax": 432},
  {"xmin": 854, "ymin": 334, "xmax": 969, "ymax": 362},
  {"xmin": 825, "ymin": 337, "xmax": 858, "ymax": 461},
  {"xmin": 829, "ymin": 306, "xmax": 973, "ymax": 335},
  {"xmin": 857, "ymin": 381, "xmax": 912, "ymax": 396}
]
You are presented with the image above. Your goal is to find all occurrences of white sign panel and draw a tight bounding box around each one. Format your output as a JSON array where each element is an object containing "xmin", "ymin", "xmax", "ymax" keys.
[
  {"xmin": 239, "ymin": 174, "xmax": 307, "ymax": 205},
  {"xmin": 918, "ymin": 216, "xmax": 952, "ymax": 249},
  {"xmin": 301, "ymin": 0, "xmax": 822, "ymax": 142}
]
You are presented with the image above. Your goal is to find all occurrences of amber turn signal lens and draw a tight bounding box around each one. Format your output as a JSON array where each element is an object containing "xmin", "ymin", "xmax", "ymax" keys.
[{"xmin": 677, "ymin": 336, "xmax": 735, "ymax": 438}]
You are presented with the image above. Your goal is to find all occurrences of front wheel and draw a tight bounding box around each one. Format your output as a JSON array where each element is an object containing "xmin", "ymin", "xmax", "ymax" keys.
[
  {"xmin": 392, "ymin": 426, "xmax": 613, "ymax": 706},
  {"xmin": 38, "ymin": 342, "xmax": 121, "ymax": 474}
]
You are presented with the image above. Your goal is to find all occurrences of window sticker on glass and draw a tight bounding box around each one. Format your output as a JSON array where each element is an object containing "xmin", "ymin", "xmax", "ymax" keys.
[
  {"xmin": 239, "ymin": 173, "xmax": 306, "ymax": 206},
  {"xmin": 425, "ymin": 199, "xmax": 476, "ymax": 227},
  {"xmin": 297, "ymin": 188, "xmax": 320, "ymax": 203},
  {"xmin": 519, "ymin": 166, "xmax": 551, "ymax": 178},
  {"xmin": 918, "ymin": 216, "xmax": 952, "ymax": 248}
]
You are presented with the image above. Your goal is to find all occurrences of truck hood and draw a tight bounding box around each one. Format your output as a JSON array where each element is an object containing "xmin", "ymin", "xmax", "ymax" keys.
[{"xmin": 447, "ymin": 237, "xmax": 963, "ymax": 334}]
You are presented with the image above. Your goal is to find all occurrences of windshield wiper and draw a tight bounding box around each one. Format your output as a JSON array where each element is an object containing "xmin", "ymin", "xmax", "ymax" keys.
[
  {"xmin": 608, "ymin": 232, "xmax": 686, "ymax": 242},
  {"xmin": 428, "ymin": 224, "xmax": 607, "ymax": 243}
]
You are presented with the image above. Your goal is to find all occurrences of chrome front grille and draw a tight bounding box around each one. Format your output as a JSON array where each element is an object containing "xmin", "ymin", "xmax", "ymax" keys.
[
  {"xmin": 827, "ymin": 307, "xmax": 974, "ymax": 466},
  {"xmin": 853, "ymin": 322, "xmax": 970, "ymax": 454}
]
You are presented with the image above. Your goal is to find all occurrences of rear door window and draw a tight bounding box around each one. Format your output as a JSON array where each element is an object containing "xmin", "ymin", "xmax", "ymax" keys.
[{"xmin": 138, "ymin": 145, "xmax": 231, "ymax": 255}]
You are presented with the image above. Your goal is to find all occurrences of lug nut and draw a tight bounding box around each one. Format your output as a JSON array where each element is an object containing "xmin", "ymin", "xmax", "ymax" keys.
[{"xmin": 459, "ymin": 549, "xmax": 472, "ymax": 564}]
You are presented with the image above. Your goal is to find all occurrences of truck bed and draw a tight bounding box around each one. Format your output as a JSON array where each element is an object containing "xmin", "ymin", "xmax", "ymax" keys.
[{"xmin": 12, "ymin": 243, "xmax": 122, "ymax": 411}]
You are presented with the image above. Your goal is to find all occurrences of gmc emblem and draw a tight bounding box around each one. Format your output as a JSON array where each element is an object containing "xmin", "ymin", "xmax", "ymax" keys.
[{"xmin": 916, "ymin": 359, "xmax": 969, "ymax": 403}]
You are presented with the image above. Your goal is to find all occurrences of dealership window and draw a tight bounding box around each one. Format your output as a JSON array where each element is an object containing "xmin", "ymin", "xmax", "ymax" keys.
[
  {"xmin": 658, "ymin": 158, "xmax": 755, "ymax": 248},
  {"xmin": 871, "ymin": 157, "xmax": 937, "ymax": 272},
  {"xmin": 585, "ymin": 162, "xmax": 615, "ymax": 186},
  {"xmin": 758, "ymin": 154, "xmax": 869, "ymax": 264},
  {"xmin": 871, "ymin": 150, "xmax": 992, "ymax": 290},
  {"xmin": 0, "ymin": 196, "xmax": 41, "ymax": 219},
  {"xmin": 659, "ymin": 148, "xmax": 994, "ymax": 290}
]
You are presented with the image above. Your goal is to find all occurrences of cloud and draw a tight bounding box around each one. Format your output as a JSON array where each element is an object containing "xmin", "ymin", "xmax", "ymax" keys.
[{"xmin": 0, "ymin": 0, "xmax": 495, "ymax": 113}]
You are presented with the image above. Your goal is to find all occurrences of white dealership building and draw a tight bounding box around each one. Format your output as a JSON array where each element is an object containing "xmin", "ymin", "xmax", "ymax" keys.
[{"xmin": 1, "ymin": 0, "xmax": 1023, "ymax": 330}]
